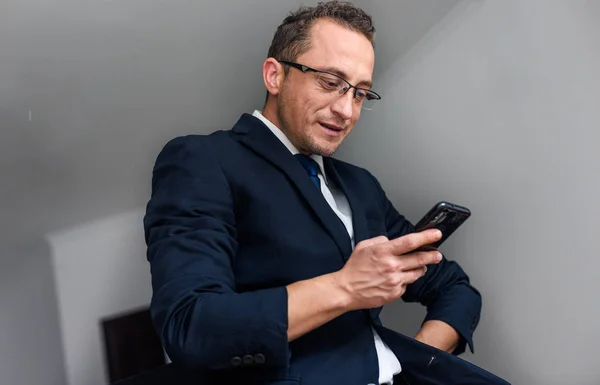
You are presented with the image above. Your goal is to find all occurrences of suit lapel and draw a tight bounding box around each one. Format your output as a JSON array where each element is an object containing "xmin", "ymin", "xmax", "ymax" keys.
[
  {"xmin": 324, "ymin": 158, "xmax": 370, "ymax": 246},
  {"xmin": 232, "ymin": 114, "xmax": 352, "ymax": 260},
  {"xmin": 326, "ymin": 158, "xmax": 385, "ymax": 320}
]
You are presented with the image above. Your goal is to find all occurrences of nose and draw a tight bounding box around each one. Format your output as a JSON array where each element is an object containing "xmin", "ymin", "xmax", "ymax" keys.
[{"xmin": 330, "ymin": 89, "xmax": 355, "ymax": 120}]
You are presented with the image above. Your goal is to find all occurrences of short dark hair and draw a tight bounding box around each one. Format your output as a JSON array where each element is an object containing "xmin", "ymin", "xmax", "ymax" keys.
[
  {"xmin": 267, "ymin": 1, "xmax": 376, "ymax": 62},
  {"xmin": 264, "ymin": 1, "xmax": 376, "ymax": 103}
]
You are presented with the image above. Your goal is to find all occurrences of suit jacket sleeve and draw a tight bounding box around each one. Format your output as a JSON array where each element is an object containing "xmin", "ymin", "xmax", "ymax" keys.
[
  {"xmin": 143, "ymin": 136, "xmax": 289, "ymax": 370},
  {"xmin": 368, "ymin": 173, "xmax": 482, "ymax": 355}
]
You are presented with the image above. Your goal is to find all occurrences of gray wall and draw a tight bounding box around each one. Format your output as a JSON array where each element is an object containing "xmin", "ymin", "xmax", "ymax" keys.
[
  {"xmin": 0, "ymin": 0, "xmax": 302, "ymax": 242},
  {"xmin": 1, "ymin": 2, "xmax": 300, "ymax": 384},
  {"xmin": 47, "ymin": 209, "xmax": 151, "ymax": 385},
  {"xmin": 7, "ymin": 0, "xmax": 598, "ymax": 384},
  {"xmin": 1, "ymin": 2, "xmax": 302, "ymax": 383},
  {"xmin": 338, "ymin": 1, "xmax": 600, "ymax": 384},
  {"xmin": 0, "ymin": 0, "xmax": 460, "ymax": 243},
  {"xmin": 0, "ymin": 238, "xmax": 66, "ymax": 385},
  {"xmin": 1, "ymin": 1, "xmax": 458, "ymax": 384}
]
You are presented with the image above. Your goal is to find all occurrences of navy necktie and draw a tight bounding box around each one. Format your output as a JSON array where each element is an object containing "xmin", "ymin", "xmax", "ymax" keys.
[{"xmin": 295, "ymin": 154, "xmax": 321, "ymax": 189}]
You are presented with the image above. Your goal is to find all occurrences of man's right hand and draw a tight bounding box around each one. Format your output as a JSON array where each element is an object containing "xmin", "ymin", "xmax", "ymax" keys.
[
  {"xmin": 286, "ymin": 229, "xmax": 442, "ymax": 341},
  {"xmin": 332, "ymin": 229, "xmax": 443, "ymax": 312}
]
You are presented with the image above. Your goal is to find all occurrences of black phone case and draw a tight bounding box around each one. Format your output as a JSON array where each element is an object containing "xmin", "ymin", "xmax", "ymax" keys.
[{"xmin": 414, "ymin": 201, "xmax": 471, "ymax": 248}]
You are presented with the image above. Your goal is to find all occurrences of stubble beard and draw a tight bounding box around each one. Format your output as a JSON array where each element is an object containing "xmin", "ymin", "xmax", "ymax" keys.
[{"xmin": 277, "ymin": 86, "xmax": 337, "ymax": 158}]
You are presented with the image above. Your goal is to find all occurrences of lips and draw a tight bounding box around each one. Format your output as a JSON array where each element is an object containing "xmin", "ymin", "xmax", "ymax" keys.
[{"xmin": 319, "ymin": 122, "xmax": 344, "ymax": 132}]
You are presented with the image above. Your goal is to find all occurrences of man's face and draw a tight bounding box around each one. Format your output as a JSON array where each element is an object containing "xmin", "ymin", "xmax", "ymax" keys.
[{"xmin": 277, "ymin": 19, "xmax": 375, "ymax": 157}]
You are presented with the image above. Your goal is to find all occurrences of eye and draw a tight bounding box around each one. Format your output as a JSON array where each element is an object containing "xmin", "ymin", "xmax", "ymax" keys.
[
  {"xmin": 317, "ymin": 74, "xmax": 343, "ymax": 90},
  {"xmin": 354, "ymin": 89, "xmax": 367, "ymax": 101}
]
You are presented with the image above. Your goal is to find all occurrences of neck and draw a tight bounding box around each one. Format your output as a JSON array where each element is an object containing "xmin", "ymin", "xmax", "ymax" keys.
[{"xmin": 261, "ymin": 100, "xmax": 281, "ymax": 130}]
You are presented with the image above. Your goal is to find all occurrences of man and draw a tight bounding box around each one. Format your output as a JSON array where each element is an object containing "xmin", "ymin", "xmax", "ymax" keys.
[{"xmin": 143, "ymin": 2, "xmax": 508, "ymax": 384}]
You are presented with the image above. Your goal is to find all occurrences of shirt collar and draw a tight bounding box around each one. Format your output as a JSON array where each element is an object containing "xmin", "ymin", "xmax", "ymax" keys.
[{"xmin": 252, "ymin": 110, "xmax": 327, "ymax": 183}]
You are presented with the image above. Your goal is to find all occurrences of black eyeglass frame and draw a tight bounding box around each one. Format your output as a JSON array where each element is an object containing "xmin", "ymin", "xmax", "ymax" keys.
[{"xmin": 278, "ymin": 60, "xmax": 382, "ymax": 105}]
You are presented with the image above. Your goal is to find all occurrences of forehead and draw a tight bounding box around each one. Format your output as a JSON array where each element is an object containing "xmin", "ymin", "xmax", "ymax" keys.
[{"xmin": 298, "ymin": 18, "xmax": 375, "ymax": 84}]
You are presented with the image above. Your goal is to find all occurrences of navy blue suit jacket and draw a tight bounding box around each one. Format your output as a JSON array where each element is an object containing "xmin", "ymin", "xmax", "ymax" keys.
[{"xmin": 143, "ymin": 114, "xmax": 509, "ymax": 385}]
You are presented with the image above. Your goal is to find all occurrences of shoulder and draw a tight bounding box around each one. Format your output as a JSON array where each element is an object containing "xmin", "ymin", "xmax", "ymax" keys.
[
  {"xmin": 158, "ymin": 130, "xmax": 231, "ymax": 154},
  {"xmin": 149, "ymin": 132, "xmax": 236, "ymax": 195},
  {"xmin": 154, "ymin": 130, "xmax": 234, "ymax": 165}
]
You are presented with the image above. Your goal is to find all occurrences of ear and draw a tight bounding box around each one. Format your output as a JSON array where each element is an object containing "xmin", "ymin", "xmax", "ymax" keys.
[{"xmin": 262, "ymin": 58, "xmax": 285, "ymax": 97}]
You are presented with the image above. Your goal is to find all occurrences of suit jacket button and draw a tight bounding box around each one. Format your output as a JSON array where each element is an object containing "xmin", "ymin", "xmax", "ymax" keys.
[
  {"xmin": 254, "ymin": 353, "xmax": 265, "ymax": 364},
  {"xmin": 243, "ymin": 355, "xmax": 254, "ymax": 365},
  {"xmin": 230, "ymin": 356, "xmax": 242, "ymax": 367}
]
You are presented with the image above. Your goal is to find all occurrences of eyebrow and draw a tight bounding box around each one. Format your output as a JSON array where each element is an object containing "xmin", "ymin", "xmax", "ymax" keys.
[{"xmin": 320, "ymin": 66, "xmax": 373, "ymax": 89}]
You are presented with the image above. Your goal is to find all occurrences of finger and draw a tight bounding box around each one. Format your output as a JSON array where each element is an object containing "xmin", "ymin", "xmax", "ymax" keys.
[
  {"xmin": 403, "ymin": 266, "xmax": 428, "ymax": 284},
  {"xmin": 387, "ymin": 229, "xmax": 442, "ymax": 256},
  {"xmin": 398, "ymin": 250, "xmax": 442, "ymax": 272},
  {"xmin": 356, "ymin": 235, "xmax": 389, "ymax": 250}
]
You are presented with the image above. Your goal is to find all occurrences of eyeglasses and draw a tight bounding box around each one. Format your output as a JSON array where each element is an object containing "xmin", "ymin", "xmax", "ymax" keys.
[{"xmin": 278, "ymin": 60, "xmax": 382, "ymax": 111}]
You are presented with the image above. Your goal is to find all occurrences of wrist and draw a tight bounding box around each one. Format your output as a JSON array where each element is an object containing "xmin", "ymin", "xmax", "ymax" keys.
[
  {"xmin": 326, "ymin": 271, "xmax": 354, "ymax": 312},
  {"xmin": 415, "ymin": 320, "xmax": 460, "ymax": 353}
]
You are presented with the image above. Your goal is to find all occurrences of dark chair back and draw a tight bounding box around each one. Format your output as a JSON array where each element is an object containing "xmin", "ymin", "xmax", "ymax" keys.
[
  {"xmin": 110, "ymin": 364, "xmax": 181, "ymax": 385},
  {"xmin": 101, "ymin": 307, "xmax": 166, "ymax": 383}
]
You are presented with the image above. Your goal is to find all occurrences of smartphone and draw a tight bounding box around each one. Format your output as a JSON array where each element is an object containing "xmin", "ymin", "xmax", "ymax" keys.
[{"xmin": 414, "ymin": 201, "xmax": 471, "ymax": 249}]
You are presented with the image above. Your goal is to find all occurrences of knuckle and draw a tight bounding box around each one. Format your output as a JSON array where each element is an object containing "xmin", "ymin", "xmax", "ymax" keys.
[
  {"xmin": 411, "ymin": 269, "xmax": 422, "ymax": 281},
  {"xmin": 376, "ymin": 245, "xmax": 389, "ymax": 255},
  {"xmin": 389, "ymin": 275, "xmax": 402, "ymax": 287},
  {"xmin": 356, "ymin": 239, "xmax": 372, "ymax": 250},
  {"xmin": 383, "ymin": 260, "xmax": 398, "ymax": 274},
  {"xmin": 371, "ymin": 247, "xmax": 385, "ymax": 260},
  {"xmin": 416, "ymin": 252, "xmax": 426, "ymax": 266},
  {"xmin": 429, "ymin": 250, "xmax": 440, "ymax": 263},
  {"xmin": 404, "ymin": 236, "xmax": 417, "ymax": 251},
  {"xmin": 355, "ymin": 240, "xmax": 367, "ymax": 249},
  {"xmin": 373, "ymin": 247, "xmax": 389, "ymax": 259},
  {"xmin": 394, "ymin": 258, "xmax": 406, "ymax": 271}
]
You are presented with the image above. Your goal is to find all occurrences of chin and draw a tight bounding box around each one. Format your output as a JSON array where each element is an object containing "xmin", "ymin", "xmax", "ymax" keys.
[
  {"xmin": 303, "ymin": 126, "xmax": 345, "ymax": 156},
  {"xmin": 312, "ymin": 141, "xmax": 341, "ymax": 157}
]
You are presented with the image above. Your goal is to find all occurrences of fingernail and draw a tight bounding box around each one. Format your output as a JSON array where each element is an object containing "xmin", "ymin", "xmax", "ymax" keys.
[
  {"xmin": 424, "ymin": 266, "xmax": 428, "ymax": 274},
  {"xmin": 437, "ymin": 252, "xmax": 443, "ymax": 261},
  {"xmin": 435, "ymin": 230, "xmax": 443, "ymax": 238}
]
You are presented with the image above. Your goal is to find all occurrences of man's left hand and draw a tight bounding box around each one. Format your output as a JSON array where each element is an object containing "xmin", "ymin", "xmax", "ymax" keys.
[{"xmin": 415, "ymin": 320, "xmax": 460, "ymax": 353}]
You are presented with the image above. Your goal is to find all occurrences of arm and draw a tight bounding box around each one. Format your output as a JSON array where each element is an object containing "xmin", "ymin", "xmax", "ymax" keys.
[
  {"xmin": 415, "ymin": 320, "xmax": 460, "ymax": 353},
  {"xmin": 144, "ymin": 136, "xmax": 351, "ymax": 370},
  {"xmin": 403, "ymin": 226, "xmax": 481, "ymax": 355},
  {"xmin": 286, "ymin": 274, "xmax": 349, "ymax": 341},
  {"xmin": 369, "ymin": 173, "xmax": 482, "ymax": 355},
  {"xmin": 145, "ymin": 136, "xmax": 289, "ymax": 370}
]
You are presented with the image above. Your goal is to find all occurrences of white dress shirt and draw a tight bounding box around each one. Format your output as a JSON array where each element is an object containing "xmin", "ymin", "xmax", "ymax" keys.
[{"xmin": 252, "ymin": 110, "xmax": 402, "ymax": 384}]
